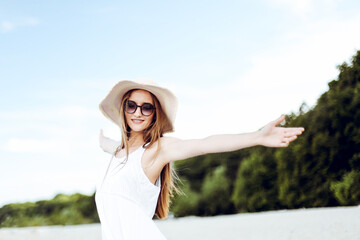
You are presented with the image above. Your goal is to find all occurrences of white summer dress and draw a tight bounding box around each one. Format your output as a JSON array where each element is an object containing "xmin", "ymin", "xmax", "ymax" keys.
[{"xmin": 95, "ymin": 146, "xmax": 166, "ymax": 240}]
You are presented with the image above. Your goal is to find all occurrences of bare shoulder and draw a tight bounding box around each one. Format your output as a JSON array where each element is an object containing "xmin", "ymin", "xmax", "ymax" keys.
[
  {"xmin": 141, "ymin": 137, "xmax": 178, "ymax": 174},
  {"xmin": 142, "ymin": 137, "xmax": 176, "ymax": 159},
  {"xmin": 153, "ymin": 136, "xmax": 182, "ymax": 163},
  {"xmin": 145, "ymin": 136, "xmax": 202, "ymax": 163},
  {"xmin": 159, "ymin": 136, "xmax": 182, "ymax": 145}
]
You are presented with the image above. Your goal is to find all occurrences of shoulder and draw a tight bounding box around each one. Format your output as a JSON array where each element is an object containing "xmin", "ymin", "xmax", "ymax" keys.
[
  {"xmin": 159, "ymin": 136, "xmax": 181, "ymax": 145},
  {"xmin": 158, "ymin": 136, "xmax": 185, "ymax": 151},
  {"xmin": 144, "ymin": 136, "xmax": 180, "ymax": 153},
  {"xmin": 157, "ymin": 136, "xmax": 192, "ymax": 163},
  {"xmin": 145, "ymin": 136, "xmax": 193, "ymax": 164},
  {"xmin": 142, "ymin": 137, "xmax": 181, "ymax": 164}
]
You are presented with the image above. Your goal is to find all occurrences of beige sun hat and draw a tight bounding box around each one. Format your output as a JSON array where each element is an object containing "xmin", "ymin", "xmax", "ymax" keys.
[{"xmin": 99, "ymin": 79, "xmax": 178, "ymax": 133}]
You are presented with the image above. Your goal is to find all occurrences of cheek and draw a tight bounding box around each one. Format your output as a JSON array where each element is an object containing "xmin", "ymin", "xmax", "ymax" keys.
[
  {"xmin": 146, "ymin": 114, "xmax": 155, "ymax": 126},
  {"xmin": 124, "ymin": 113, "xmax": 131, "ymax": 124}
]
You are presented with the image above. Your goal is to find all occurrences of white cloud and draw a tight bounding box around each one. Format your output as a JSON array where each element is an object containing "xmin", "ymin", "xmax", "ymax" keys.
[
  {"xmin": 0, "ymin": 169, "xmax": 100, "ymax": 206},
  {"xmin": 22, "ymin": 17, "xmax": 40, "ymax": 26},
  {"xmin": 0, "ymin": 105, "xmax": 101, "ymax": 155},
  {"xmin": 0, "ymin": 105, "xmax": 98, "ymax": 123},
  {"xmin": 266, "ymin": 0, "xmax": 343, "ymax": 18},
  {"xmin": 0, "ymin": 17, "xmax": 40, "ymax": 33},
  {"xmin": 273, "ymin": 0, "xmax": 313, "ymax": 16},
  {"xmin": 0, "ymin": 21, "xmax": 15, "ymax": 32},
  {"xmin": 169, "ymin": 13, "xmax": 360, "ymax": 140},
  {"xmin": 4, "ymin": 138, "xmax": 72, "ymax": 154},
  {"xmin": 55, "ymin": 105, "xmax": 99, "ymax": 120}
]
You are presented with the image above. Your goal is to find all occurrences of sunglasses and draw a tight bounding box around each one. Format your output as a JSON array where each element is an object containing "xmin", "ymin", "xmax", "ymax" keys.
[{"xmin": 124, "ymin": 100, "xmax": 155, "ymax": 116}]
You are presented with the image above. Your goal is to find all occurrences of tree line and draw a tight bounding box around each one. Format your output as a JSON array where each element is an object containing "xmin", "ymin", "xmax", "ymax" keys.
[{"xmin": 0, "ymin": 193, "xmax": 98, "ymax": 227}]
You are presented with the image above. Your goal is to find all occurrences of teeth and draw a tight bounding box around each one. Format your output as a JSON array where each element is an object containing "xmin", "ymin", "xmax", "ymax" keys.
[{"xmin": 132, "ymin": 119, "xmax": 143, "ymax": 123}]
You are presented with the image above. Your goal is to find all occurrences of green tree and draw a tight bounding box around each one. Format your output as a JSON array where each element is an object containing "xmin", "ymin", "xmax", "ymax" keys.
[
  {"xmin": 232, "ymin": 148, "xmax": 278, "ymax": 212},
  {"xmin": 170, "ymin": 180, "xmax": 200, "ymax": 217},
  {"xmin": 199, "ymin": 166, "xmax": 232, "ymax": 216},
  {"xmin": 0, "ymin": 193, "xmax": 99, "ymax": 227},
  {"xmin": 331, "ymin": 170, "xmax": 360, "ymax": 205}
]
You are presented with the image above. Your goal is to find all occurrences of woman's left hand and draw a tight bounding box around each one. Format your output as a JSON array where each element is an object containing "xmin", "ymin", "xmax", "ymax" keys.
[{"xmin": 258, "ymin": 115, "xmax": 305, "ymax": 147}]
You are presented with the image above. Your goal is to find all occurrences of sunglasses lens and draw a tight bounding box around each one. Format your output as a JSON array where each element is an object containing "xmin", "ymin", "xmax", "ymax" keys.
[
  {"xmin": 125, "ymin": 100, "xmax": 137, "ymax": 113},
  {"xmin": 141, "ymin": 103, "xmax": 154, "ymax": 116}
]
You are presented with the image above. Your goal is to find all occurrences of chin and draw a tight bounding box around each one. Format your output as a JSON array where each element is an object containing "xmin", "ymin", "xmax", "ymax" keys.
[
  {"xmin": 131, "ymin": 127, "xmax": 146, "ymax": 132},
  {"xmin": 128, "ymin": 124, "xmax": 150, "ymax": 133}
]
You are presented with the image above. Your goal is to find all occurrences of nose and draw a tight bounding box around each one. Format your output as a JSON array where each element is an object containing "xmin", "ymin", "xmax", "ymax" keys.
[{"xmin": 134, "ymin": 106, "xmax": 142, "ymax": 117}]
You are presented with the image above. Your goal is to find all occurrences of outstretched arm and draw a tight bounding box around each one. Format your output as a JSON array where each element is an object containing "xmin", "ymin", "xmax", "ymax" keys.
[
  {"xmin": 99, "ymin": 129, "xmax": 121, "ymax": 154},
  {"xmin": 160, "ymin": 115, "xmax": 304, "ymax": 162}
]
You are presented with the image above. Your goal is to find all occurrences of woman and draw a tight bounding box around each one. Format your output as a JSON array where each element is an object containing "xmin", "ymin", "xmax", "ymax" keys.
[{"xmin": 95, "ymin": 79, "xmax": 304, "ymax": 240}]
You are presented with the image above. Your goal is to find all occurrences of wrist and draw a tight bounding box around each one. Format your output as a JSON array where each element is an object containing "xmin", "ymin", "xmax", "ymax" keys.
[{"xmin": 252, "ymin": 130, "xmax": 263, "ymax": 146}]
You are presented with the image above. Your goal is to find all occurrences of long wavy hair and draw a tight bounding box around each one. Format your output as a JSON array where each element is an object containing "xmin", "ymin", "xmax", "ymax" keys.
[{"xmin": 114, "ymin": 89, "xmax": 179, "ymax": 219}]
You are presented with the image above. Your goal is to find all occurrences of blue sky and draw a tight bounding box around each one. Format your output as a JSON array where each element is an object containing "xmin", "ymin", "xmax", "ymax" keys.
[{"xmin": 1, "ymin": 0, "xmax": 360, "ymax": 207}]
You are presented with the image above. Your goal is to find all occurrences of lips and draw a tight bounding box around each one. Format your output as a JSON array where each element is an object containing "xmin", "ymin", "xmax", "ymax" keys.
[{"xmin": 131, "ymin": 119, "xmax": 144, "ymax": 124}]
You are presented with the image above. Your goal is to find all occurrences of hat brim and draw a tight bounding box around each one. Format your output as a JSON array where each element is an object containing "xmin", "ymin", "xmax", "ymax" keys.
[{"xmin": 99, "ymin": 80, "xmax": 178, "ymax": 133}]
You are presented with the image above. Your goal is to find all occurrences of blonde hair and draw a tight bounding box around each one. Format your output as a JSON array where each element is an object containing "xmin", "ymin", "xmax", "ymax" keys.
[{"xmin": 114, "ymin": 89, "xmax": 179, "ymax": 219}]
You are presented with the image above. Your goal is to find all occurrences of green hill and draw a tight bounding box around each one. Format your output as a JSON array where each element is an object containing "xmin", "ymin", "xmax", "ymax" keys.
[{"xmin": 0, "ymin": 193, "xmax": 98, "ymax": 227}]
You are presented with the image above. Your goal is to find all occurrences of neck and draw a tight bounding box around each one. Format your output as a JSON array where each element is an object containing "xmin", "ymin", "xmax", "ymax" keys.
[{"xmin": 128, "ymin": 131, "xmax": 145, "ymax": 148}]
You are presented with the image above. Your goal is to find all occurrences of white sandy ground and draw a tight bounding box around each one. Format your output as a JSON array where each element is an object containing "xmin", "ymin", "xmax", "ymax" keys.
[{"xmin": 0, "ymin": 206, "xmax": 359, "ymax": 240}]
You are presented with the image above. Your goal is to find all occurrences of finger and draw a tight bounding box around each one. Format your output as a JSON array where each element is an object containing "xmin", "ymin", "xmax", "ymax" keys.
[
  {"xmin": 287, "ymin": 127, "xmax": 305, "ymax": 133},
  {"xmin": 280, "ymin": 135, "xmax": 297, "ymax": 147},
  {"xmin": 273, "ymin": 115, "xmax": 285, "ymax": 126},
  {"xmin": 284, "ymin": 127, "xmax": 304, "ymax": 132},
  {"xmin": 278, "ymin": 141, "xmax": 289, "ymax": 147},
  {"xmin": 287, "ymin": 135, "xmax": 297, "ymax": 142},
  {"xmin": 283, "ymin": 128, "xmax": 304, "ymax": 137}
]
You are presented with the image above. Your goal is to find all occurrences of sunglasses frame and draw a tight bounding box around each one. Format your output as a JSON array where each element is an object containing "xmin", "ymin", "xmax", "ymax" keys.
[{"xmin": 124, "ymin": 100, "xmax": 156, "ymax": 116}]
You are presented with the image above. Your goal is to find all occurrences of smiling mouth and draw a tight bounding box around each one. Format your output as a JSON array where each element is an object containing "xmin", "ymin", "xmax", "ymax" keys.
[{"xmin": 131, "ymin": 119, "xmax": 144, "ymax": 124}]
